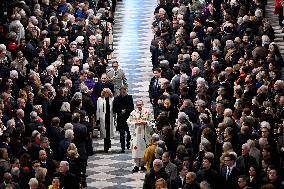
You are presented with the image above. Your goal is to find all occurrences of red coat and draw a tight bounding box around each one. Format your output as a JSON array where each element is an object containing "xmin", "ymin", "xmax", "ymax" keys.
[{"xmin": 275, "ymin": 0, "xmax": 282, "ymax": 15}]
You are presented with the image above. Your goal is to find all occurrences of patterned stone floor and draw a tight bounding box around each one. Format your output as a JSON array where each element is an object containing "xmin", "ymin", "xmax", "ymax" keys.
[{"xmin": 86, "ymin": 0, "xmax": 156, "ymax": 188}]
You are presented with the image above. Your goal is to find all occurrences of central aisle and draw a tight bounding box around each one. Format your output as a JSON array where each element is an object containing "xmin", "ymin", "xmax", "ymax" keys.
[{"xmin": 86, "ymin": 0, "xmax": 156, "ymax": 188}]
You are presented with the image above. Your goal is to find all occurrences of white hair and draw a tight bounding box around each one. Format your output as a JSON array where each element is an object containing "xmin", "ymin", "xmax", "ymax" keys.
[
  {"xmin": 183, "ymin": 135, "xmax": 192, "ymax": 144},
  {"xmin": 64, "ymin": 123, "xmax": 73, "ymax": 130},
  {"xmin": 60, "ymin": 102, "xmax": 71, "ymax": 112},
  {"xmin": 65, "ymin": 129, "xmax": 74, "ymax": 140},
  {"xmin": 72, "ymin": 92, "xmax": 82, "ymax": 101},
  {"xmin": 30, "ymin": 111, "xmax": 38, "ymax": 120},
  {"xmin": 83, "ymin": 63, "xmax": 89, "ymax": 71},
  {"xmin": 0, "ymin": 44, "xmax": 6, "ymax": 51},
  {"xmin": 190, "ymin": 32, "xmax": 197, "ymax": 38},
  {"xmin": 29, "ymin": 178, "xmax": 38, "ymax": 186},
  {"xmin": 172, "ymin": 7, "xmax": 179, "ymax": 14},
  {"xmin": 46, "ymin": 65, "xmax": 55, "ymax": 73},
  {"xmin": 10, "ymin": 70, "xmax": 18, "ymax": 78},
  {"xmin": 7, "ymin": 119, "xmax": 15, "ymax": 128},
  {"xmin": 71, "ymin": 66, "xmax": 80, "ymax": 73},
  {"xmin": 75, "ymin": 36, "xmax": 84, "ymax": 44},
  {"xmin": 224, "ymin": 108, "xmax": 233, "ymax": 117},
  {"xmin": 60, "ymin": 161, "xmax": 69, "ymax": 170},
  {"xmin": 260, "ymin": 121, "xmax": 271, "ymax": 130},
  {"xmin": 196, "ymin": 77, "xmax": 208, "ymax": 88},
  {"xmin": 95, "ymin": 34, "xmax": 102, "ymax": 41},
  {"xmin": 255, "ymin": 8, "xmax": 263, "ymax": 17}
]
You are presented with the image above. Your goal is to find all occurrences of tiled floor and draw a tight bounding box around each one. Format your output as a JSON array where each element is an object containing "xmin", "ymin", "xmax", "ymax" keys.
[{"xmin": 86, "ymin": 0, "xmax": 156, "ymax": 188}]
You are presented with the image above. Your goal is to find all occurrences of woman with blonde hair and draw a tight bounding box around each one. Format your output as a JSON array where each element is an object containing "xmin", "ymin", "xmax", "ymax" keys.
[
  {"xmin": 96, "ymin": 88, "xmax": 115, "ymax": 152},
  {"xmin": 66, "ymin": 143, "xmax": 82, "ymax": 179},
  {"xmin": 155, "ymin": 178, "xmax": 168, "ymax": 189}
]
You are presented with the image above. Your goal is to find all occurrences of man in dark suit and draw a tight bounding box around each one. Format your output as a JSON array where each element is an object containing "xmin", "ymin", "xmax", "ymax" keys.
[
  {"xmin": 0, "ymin": 173, "xmax": 20, "ymax": 189},
  {"xmin": 149, "ymin": 68, "xmax": 163, "ymax": 118},
  {"xmin": 196, "ymin": 155, "xmax": 223, "ymax": 189},
  {"xmin": 221, "ymin": 153, "xmax": 241, "ymax": 189},
  {"xmin": 46, "ymin": 117, "xmax": 62, "ymax": 160},
  {"xmin": 54, "ymin": 161, "xmax": 80, "ymax": 189},
  {"xmin": 71, "ymin": 113, "xmax": 88, "ymax": 187},
  {"xmin": 93, "ymin": 73, "xmax": 114, "ymax": 98},
  {"xmin": 172, "ymin": 165, "xmax": 188, "ymax": 189},
  {"xmin": 236, "ymin": 143, "xmax": 258, "ymax": 175},
  {"xmin": 113, "ymin": 86, "xmax": 134, "ymax": 153}
]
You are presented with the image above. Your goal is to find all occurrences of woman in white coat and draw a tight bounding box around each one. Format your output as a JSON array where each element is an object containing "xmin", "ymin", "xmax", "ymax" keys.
[{"xmin": 96, "ymin": 88, "xmax": 115, "ymax": 152}]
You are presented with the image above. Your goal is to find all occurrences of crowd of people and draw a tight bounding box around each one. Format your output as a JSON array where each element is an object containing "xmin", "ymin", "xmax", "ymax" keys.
[
  {"xmin": 141, "ymin": 0, "xmax": 284, "ymax": 188},
  {"xmin": 0, "ymin": 0, "xmax": 284, "ymax": 188},
  {"xmin": 0, "ymin": 0, "xmax": 121, "ymax": 188}
]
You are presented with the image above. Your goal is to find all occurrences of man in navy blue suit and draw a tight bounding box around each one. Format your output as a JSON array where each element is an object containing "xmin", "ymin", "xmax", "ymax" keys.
[
  {"xmin": 93, "ymin": 73, "xmax": 114, "ymax": 98},
  {"xmin": 113, "ymin": 86, "xmax": 134, "ymax": 153}
]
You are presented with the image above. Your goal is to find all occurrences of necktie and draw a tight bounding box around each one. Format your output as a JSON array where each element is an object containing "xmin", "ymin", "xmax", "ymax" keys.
[{"xmin": 226, "ymin": 167, "xmax": 231, "ymax": 181}]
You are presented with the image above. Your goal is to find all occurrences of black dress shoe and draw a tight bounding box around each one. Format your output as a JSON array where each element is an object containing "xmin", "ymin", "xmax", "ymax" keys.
[
  {"xmin": 132, "ymin": 166, "xmax": 139, "ymax": 173},
  {"xmin": 140, "ymin": 166, "xmax": 146, "ymax": 171},
  {"xmin": 120, "ymin": 149, "xmax": 125, "ymax": 153},
  {"xmin": 126, "ymin": 143, "xmax": 130, "ymax": 150}
]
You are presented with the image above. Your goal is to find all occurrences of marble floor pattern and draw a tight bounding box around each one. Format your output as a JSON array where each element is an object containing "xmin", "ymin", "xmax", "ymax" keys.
[{"xmin": 86, "ymin": 0, "xmax": 156, "ymax": 188}]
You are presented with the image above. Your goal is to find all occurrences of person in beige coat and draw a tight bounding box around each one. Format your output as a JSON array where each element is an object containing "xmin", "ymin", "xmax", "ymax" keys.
[{"xmin": 127, "ymin": 100, "xmax": 154, "ymax": 172}]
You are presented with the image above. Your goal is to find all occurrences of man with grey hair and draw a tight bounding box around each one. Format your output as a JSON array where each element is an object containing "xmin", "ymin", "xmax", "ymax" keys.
[
  {"xmin": 26, "ymin": 111, "xmax": 45, "ymax": 135},
  {"xmin": 0, "ymin": 172, "xmax": 20, "ymax": 189},
  {"xmin": 184, "ymin": 172, "xmax": 199, "ymax": 188},
  {"xmin": 143, "ymin": 159, "xmax": 169, "ymax": 189},
  {"xmin": 54, "ymin": 161, "xmax": 79, "ymax": 189},
  {"xmin": 58, "ymin": 129, "xmax": 73, "ymax": 161},
  {"xmin": 191, "ymin": 51, "xmax": 204, "ymax": 71},
  {"xmin": 236, "ymin": 143, "xmax": 257, "ymax": 175}
]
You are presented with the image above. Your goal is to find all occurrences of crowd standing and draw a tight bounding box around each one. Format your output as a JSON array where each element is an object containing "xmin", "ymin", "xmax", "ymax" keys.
[
  {"xmin": 0, "ymin": 0, "xmax": 122, "ymax": 188},
  {"xmin": 142, "ymin": 0, "xmax": 284, "ymax": 188},
  {"xmin": 1, "ymin": 0, "xmax": 284, "ymax": 188}
]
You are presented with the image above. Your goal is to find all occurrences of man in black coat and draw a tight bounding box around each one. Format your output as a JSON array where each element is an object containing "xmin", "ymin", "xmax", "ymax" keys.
[
  {"xmin": 54, "ymin": 161, "xmax": 80, "ymax": 189},
  {"xmin": 71, "ymin": 113, "xmax": 88, "ymax": 187},
  {"xmin": 113, "ymin": 86, "xmax": 134, "ymax": 153},
  {"xmin": 149, "ymin": 68, "xmax": 163, "ymax": 118},
  {"xmin": 143, "ymin": 159, "xmax": 169, "ymax": 189},
  {"xmin": 236, "ymin": 143, "xmax": 257, "ymax": 175},
  {"xmin": 81, "ymin": 85, "xmax": 95, "ymax": 118},
  {"xmin": 196, "ymin": 156, "xmax": 223, "ymax": 189},
  {"xmin": 46, "ymin": 117, "xmax": 62, "ymax": 160},
  {"xmin": 184, "ymin": 172, "xmax": 200, "ymax": 189},
  {"xmin": 93, "ymin": 73, "xmax": 114, "ymax": 98},
  {"xmin": 172, "ymin": 165, "xmax": 188, "ymax": 189},
  {"xmin": 221, "ymin": 153, "xmax": 241, "ymax": 189}
]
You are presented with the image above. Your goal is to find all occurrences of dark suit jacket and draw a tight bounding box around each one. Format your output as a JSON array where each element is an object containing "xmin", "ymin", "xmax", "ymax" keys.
[
  {"xmin": 72, "ymin": 122, "xmax": 87, "ymax": 159},
  {"xmin": 113, "ymin": 94, "xmax": 134, "ymax": 130},
  {"xmin": 82, "ymin": 93, "xmax": 95, "ymax": 117},
  {"xmin": 221, "ymin": 166, "xmax": 241, "ymax": 188},
  {"xmin": 54, "ymin": 171, "xmax": 80, "ymax": 189},
  {"xmin": 172, "ymin": 176, "xmax": 186, "ymax": 189},
  {"xmin": 236, "ymin": 155, "xmax": 257, "ymax": 175},
  {"xmin": 93, "ymin": 81, "xmax": 114, "ymax": 98},
  {"xmin": 148, "ymin": 77, "xmax": 162, "ymax": 104},
  {"xmin": 0, "ymin": 182, "xmax": 20, "ymax": 189}
]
